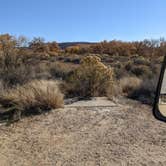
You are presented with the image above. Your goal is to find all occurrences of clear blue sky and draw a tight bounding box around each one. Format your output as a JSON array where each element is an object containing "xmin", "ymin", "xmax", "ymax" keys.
[{"xmin": 0, "ymin": 0, "xmax": 165, "ymax": 42}]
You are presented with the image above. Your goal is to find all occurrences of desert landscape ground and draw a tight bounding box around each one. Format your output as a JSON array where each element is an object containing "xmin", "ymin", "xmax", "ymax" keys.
[
  {"xmin": 0, "ymin": 0, "xmax": 165, "ymax": 164},
  {"xmin": 0, "ymin": 97, "xmax": 166, "ymax": 166},
  {"xmin": 0, "ymin": 34, "xmax": 166, "ymax": 165}
]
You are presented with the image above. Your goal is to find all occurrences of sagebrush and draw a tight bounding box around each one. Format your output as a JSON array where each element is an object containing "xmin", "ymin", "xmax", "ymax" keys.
[{"xmin": 68, "ymin": 56, "xmax": 114, "ymax": 98}]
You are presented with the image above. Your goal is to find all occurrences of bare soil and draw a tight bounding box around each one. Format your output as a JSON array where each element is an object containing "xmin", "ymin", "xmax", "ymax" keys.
[{"xmin": 0, "ymin": 97, "xmax": 166, "ymax": 166}]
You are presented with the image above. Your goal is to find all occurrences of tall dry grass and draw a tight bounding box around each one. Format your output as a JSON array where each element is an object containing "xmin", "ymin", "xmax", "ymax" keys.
[
  {"xmin": 119, "ymin": 76, "xmax": 158, "ymax": 104},
  {"xmin": 120, "ymin": 76, "xmax": 142, "ymax": 96},
  {"xmin": 0, "ymin": 80, "xmax": 64, "ymax": 121},
  {"xmin": 130, "ymin": 76, "xmax": 158, "ymax": 104}
]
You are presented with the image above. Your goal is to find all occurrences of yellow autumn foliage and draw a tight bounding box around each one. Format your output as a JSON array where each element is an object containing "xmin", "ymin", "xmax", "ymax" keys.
[{"xmin": 69, "ymin": 55, "xmax": 114, "ymax": 97}]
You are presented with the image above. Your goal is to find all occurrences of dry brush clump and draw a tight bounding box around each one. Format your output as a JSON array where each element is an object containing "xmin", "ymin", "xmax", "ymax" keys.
[
  {"xmin": 0, "ymin": 34, "xmax": 33, "ymax": 87},
  {"xmin": 120, "ymin": 76, "xmax": 142, "ymax": 96},
  {"xmin": 50, "ymin": 62, "xmax": 78, "ymax": 80},
  {"xmin": 133, "ymin": 56, "xmax": 150, "ymax": 66},
  {"xmin": 0, "ymin": 80, "xmax": 64, "ymax": 121},
  {"xmin": 129, "ymin": 76, "xmax": 158, "ymax": 104},
  {"xmin": 67, "ymin": 55, "xmax": 114, "ymax": 98},
  {"xmin": 130, "ymin": 65, "xmax": 153, "ymax": 78},
  {"xmin": 124, "ymin": 58, "xmax": 154, "ymax": 79},
  {"xmin": 119, "ymin": 75, "xmax": 158, "ymax": 104}
]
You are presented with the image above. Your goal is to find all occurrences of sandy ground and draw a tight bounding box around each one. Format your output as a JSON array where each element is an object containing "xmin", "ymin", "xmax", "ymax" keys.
[{"xmin": 0, "ymin": 97, "xmax": 166, "ymax": 166}]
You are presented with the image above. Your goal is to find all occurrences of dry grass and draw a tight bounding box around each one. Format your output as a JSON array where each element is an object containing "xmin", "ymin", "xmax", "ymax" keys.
[
  {"xmin": 0, "ymin": 80, "xmax": 64, "ymax": 121},
  {"xmin": 50, "ymin": 62, "xmax": 78, "ymax": 80},
  {"xmin": 107, "ymin": 81, "xmax": 122, "ymax": 100},
  {"xmin": 119, "ymin": 75, "xmax": 158, "ymax": 104},
  {"xmin": 120, "ymin": 76, "xmax": 142, "ymax": 96},
  {"xmin": 130, "ymin": 76, "xmax": 158, "ymax": 104}
]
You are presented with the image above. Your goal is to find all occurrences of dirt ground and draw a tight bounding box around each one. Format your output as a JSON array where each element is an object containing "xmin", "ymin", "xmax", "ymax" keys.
[{"xmin": 0, "ymin": 97, "xmax": 166, "ymax": 166}]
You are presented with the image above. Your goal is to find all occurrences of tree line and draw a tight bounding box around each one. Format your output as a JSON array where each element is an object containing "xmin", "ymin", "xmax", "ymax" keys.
[{"xmin": 0, "ymin": 33, "xmax": 166, "ymax": 57}]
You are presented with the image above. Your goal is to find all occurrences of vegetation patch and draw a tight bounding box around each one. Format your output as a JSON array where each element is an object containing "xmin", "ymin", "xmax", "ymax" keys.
[
  {"xmin": 0, "ymin": 80, "xmax": 64, "ymax": 121},
  {"xmin": 67, "ymin": 56, "xmax": 114, "ymax": 98}
]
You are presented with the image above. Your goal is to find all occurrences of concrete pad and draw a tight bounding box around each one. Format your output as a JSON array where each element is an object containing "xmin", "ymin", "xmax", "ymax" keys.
[{"xmin": 65, "ymin": 97, "xmax": 119, "ymax": 108}]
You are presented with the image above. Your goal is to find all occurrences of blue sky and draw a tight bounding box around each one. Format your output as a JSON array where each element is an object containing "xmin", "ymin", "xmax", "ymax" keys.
[{"xmin": 0, "ymin": 0, "xmax": 165, "ymax": 42}]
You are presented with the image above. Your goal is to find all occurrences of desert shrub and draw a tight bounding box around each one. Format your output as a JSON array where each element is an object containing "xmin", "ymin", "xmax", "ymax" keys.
[
  {"xmin": 115, "ymin": 69, "xmax": 126, "ymax": 79},
  {"xmin": 0, "ymin": 36, "xmax": 33, "ymax": 87},
  {"xmin": 64, "ymin": 58, "xmax": 80, "ymax": 64},
  {"xmin": 107, "ymin": 80, "xmax": 122, "ymax": 99},
  {"xmin": 149, "ymin": 63, "xmax": 160, "ymax": 77},
  {"xmin": 65, "ymin": 46, "xmax": 80, "ymax": 54},
  {"xmin": 133, "ymin": 56, "xmax": 150, "ymax": 65},
  {"xmin": 67, "ymin": 56, "xmax": 114, "ymax": 98},
  {"xmin": 114, "ymin": 65, "xmax": 128, "ymax": 79},
  {"xmin": 120, "ymin": 76, "xmax": 142, "ymax": 96},
  {"xmin": 29, "ymin": 37, "xmax": 49, "ymax": 53},
  {"xmin": 33, "ymin": 62, "xmax": 51, "ymax": 79},
  {"xmin": 131, "ymin": 66, "xmax": 144, "ymax": 76},
  {"xmin": 50, "ymin": 62, "xmax": 77, "ymax": 80},
  {"xmin": 0, "ymin": 52, "xmax": 33, "ymax": 87},
  {"xmin": 0, "ymin": 80, "xmax": 64, "ymax": 121},
  {"xmin": 113, "ymin": 68, "xmax": 123, "ymax": 79},
  {"xmin": 119, "ymin": 75, "xmax": 158, "ymax": 105},
  {"xmin": 131, "ymin": 65, "xmax": 153, "ymax": 78},
  {"xmin": 98, "ymin": 54, "xmax": 111, "ymax": 62},
  {"xmin": 129, "ymin": 76, "xmax": 158, "ymax": 104},
  {"xmin": 156, "ymin": 56, "xmax": 164, "ymax": 64},
  {"xmin": 0, "ymin": 80, "xmax": 4, "ymax": 93},
  {"xmin": 47, "ymin": 41, "xmax": 60, "ymax": 52},
  {"xmin": 125, "ymin": 61, "xmax": 132, "ymax": 71},
  {"xmin": 113, "ymin": 61, "xmax": 123, "ymax": 69},
  {"xmin": 63, "ymin": 54, "xmax": 81, "ymax": 64},
  {"xmin": 48, "ymin": 51, "xmax": 59, "ymax": 57},
  {"xmin": 0, "ymin": 63, "xmax": 33, "ymax": 87}
]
